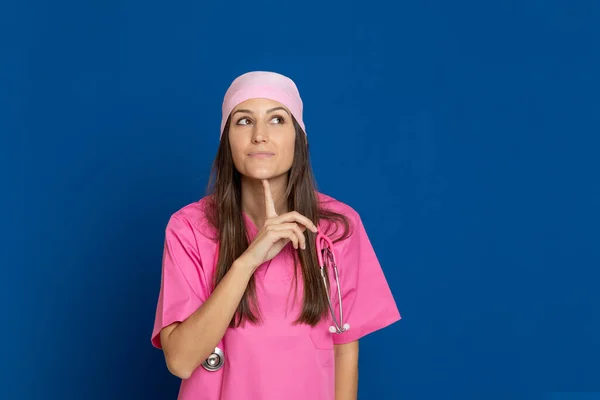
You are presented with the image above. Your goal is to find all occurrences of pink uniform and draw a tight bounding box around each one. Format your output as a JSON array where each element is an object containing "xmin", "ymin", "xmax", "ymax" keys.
[{"xmin": 151, "ymin": 192, "xmax": 401, "ymax": 400}]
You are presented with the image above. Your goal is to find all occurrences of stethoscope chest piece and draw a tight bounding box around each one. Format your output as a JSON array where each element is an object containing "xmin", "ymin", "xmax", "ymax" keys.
[{"xmin": 202, "ymin": 347, "xmax": 224, "ymax": 371}]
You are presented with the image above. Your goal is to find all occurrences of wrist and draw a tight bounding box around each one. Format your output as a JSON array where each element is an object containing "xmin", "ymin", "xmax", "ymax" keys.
[{"xmin": 232, "ymin": 256, "xmax": 257, "ymax": 276}]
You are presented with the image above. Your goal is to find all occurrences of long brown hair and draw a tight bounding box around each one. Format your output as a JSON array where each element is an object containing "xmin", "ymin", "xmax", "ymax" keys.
[{"xmin": 205, "ymin": 115, "xmax": 351, "ymax": 328}]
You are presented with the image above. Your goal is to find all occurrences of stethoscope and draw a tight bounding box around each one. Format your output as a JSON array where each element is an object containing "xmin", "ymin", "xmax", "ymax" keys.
[
  {"xmin": 202, "ymin": 231, "xmax": 349, "ymax": 371},
  {"xmin": 316, "ymin": 230, "xmax": 350, "ymax": 335}
]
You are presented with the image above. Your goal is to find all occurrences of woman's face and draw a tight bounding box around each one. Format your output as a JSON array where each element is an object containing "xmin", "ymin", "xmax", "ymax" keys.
[{"xmin": 228, "ymin": 98, "xmax": 296, "ymax": 181}]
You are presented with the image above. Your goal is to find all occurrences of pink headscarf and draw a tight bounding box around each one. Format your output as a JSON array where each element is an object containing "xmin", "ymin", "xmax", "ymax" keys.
[{"xmin": 220, "ymin": 71, "xmax": 306, "ymax": 137}]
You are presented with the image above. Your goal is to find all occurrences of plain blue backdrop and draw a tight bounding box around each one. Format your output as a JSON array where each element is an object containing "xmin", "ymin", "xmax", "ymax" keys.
[{"xmin": 1, "ymin": 0, "xmax": 598, "ymax": 399}]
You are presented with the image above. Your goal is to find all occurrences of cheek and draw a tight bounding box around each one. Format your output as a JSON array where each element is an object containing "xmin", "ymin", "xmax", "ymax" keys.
[
  {"xmin": 280, "ymin": 138, "xmax": 296, "ymax": 165},
  {"xmin": 229, "ymin": 141, "xmax": 245, "ymax": 168}
]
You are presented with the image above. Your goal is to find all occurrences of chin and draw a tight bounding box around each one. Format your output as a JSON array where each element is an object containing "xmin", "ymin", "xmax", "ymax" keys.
[
  {"xmin": 243, "ymin": 169, "xmax": 276, "ymax": 180},
  {"xmin": 243, "ymin": 168, "xmax": 286, "ymax": 181}
]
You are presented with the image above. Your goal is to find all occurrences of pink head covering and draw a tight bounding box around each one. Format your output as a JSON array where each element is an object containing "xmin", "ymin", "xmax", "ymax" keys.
[{"xmin": 220, "ymin": 71, "xmax": 306, "ymax": 137}]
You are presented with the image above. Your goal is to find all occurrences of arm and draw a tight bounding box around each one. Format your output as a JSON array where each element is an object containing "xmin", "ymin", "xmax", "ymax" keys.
[
  {"xmin": 157, "ymin": 181, "xmax": 318, "ymax": 380},
  {"xmin": 334, "ymin": 340, "xmax": 359, "ymax": 400},
  {"xmin": 160, "ymin": 258, "xmax": 254, "ymax": 380}
]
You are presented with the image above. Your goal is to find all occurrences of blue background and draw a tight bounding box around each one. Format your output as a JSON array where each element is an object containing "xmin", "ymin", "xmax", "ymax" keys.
[{"xmin": 1, "ymin": 0, "xmax": 598, "ymax": 399}]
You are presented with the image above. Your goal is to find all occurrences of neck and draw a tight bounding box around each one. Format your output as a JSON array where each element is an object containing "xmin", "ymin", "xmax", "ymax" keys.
[{"xmin": 241, "ymin": 174, "xmax": 289, "ymax": 228}]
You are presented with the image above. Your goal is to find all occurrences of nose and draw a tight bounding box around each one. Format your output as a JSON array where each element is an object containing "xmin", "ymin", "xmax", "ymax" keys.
[{"xmin": 251, "ymin": 123, "xmax": 268, "ymax": 144}]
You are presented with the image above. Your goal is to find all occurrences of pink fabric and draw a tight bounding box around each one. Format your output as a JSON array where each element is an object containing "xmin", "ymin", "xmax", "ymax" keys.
[
  {"xmin": 220, "ymin": 71, "xmax": 306, "ymax": 137},
  {"xmin": 151, "ymin": 193, "xmax": 401, "ymax": 400}
]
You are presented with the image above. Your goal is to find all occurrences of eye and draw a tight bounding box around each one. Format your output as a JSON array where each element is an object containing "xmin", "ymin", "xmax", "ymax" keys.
[
  {"xmin": 236, "ymin": 117, "xmax": 252, "ymax": 125},
  {"xmin": 270, "ymin": 115, "xmax": 285, "ymax": 124}
]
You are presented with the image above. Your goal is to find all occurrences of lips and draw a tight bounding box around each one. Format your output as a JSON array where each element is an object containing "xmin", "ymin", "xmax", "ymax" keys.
[{"xmin": 248, "ymin": 152, "xmax": 275, "ymax": 158}]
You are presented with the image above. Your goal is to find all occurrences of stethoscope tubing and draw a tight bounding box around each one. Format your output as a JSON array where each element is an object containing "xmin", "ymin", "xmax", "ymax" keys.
[
  {"xmin": 316, "ymin": 231, "xmax": 349, "ymax": 334},
  {"xmin": 202, "ymin": 229, "xmax": 349, "ymax": 371}
]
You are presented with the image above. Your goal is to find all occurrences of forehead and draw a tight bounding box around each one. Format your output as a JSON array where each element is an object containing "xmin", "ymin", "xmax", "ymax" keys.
[{"xmin": 231, "ymin": 98, "xmax": 289, "ymax": 113}]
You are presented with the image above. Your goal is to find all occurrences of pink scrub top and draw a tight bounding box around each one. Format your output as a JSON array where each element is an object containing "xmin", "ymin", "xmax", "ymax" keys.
[{"xmin": 151, "ymin": 192, "xmax": 401, "ymax": 400}]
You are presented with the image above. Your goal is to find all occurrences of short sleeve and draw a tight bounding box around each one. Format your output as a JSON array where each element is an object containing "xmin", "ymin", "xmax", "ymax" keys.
[
  {"xmin": 332, "ymin": 213, "xmax": 401, "ymax": 345},
  {"xmin": 151, "ymin": 214, "xmax": 210, "ymax": 349}
]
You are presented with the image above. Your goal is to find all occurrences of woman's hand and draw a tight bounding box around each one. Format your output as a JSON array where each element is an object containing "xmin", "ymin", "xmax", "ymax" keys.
[{"xmin": 238, "ymin": 180, "xmax": 318, "ymax": 271}]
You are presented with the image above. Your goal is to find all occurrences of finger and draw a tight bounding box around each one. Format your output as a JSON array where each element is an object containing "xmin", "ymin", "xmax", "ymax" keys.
[
  {"xmin": 286, "ymin": 230, "xmax": 299, "ymax": 250},
  {"xmin": 275, "ymin": 211, "xmax": 318, "ymax": 233},
  {"xmin": 267, "ymin": 228, "xmax": 298, "ymax": 249},
  {"xmin": 277, "ymin": 229, "xmax": 299, "ymax": 250},
  {"xmin": 262, "ymin": 180, "xmax": 278, "ymax": 219},
  {"xmin": 289, "ymin": 224, "xmax": 306, "ymax": 249},
  {"xmin": 268, "ymin": 223, "xmax": 306, "ymax": 249}
]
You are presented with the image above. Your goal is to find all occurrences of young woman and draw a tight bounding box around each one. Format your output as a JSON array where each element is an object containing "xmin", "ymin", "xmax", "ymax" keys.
[{"xmin": 151, "ymin": 71, "xmax": 401, "ymax": 400}]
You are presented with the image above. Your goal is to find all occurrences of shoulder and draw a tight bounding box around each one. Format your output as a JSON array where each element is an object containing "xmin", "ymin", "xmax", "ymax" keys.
[
  {"xmin": 317, "ymin": 192, "xmax": 361, "ymax": 222},
  {"xmin": 316, "ymin": 191, "xmax": 364, "ymax": 240},
  {"xmin": 165, "ymin": 195, "xmax": 218, "ymax": 242}
]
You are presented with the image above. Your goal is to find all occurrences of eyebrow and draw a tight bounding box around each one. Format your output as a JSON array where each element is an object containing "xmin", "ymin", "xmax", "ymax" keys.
[{"xmin": 232, "ymin": 107, "xmax": 291, "ymax": 116}]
